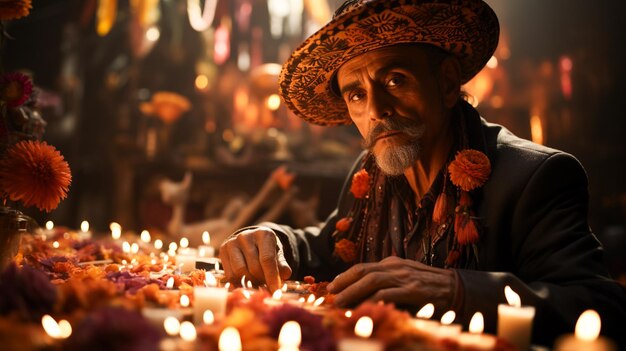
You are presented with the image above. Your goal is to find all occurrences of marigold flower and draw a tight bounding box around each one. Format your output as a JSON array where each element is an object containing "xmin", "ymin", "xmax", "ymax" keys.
[
  {"xmin": 448, "ymin": 149, "xmax": 491, "ymax": 192},
  {"xmin": 0, "ymin": 140, "xmax": 71, "ymax": 212},
  {"xmin": 0, "ymin": 0, "xmax": 32, "ymax": 20},
  {"xmin": 350, "ymin": 168, "xmax": 370, "ymax": 199},
  {"xmin": 0, "ymin": 72, "xmax": 33, "ymax": 108},
  {"xmin": 335, "ymin": 217, "xmax": 353, "ymax": 232},
  {"xmin": 334, "ymin": 238, "xmax": 357, "ymax": 263}
]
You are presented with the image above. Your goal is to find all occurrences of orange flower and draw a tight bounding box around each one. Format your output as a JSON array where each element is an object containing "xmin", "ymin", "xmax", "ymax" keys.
[
  {"xmin": 0, "ymin": 0, "xmax": 32, "ymax": 20},
  {"xmin": 0, "ymin": 140, "xmax": 72, "ymax": 212},
  {"xmin": 350, "ymin": 169, "xmax": 370, "ymax": 199},
  {"xmin": 334, "ymin": 238, "xmax": 357, "ymax": 263},
  {"xmin": 448, "ymin": 149, "xmax": 491, "ymax": 192},
  {"xmin": 335, "ymin": 217, "xmax": 353, "ymax": 232},
  {"xmin": 0, "ymin": 72, "xmax": 33, "ymax": 108},
  {"xmin": 139, "ymin": 91, "xmax": 191, "ymax": 124}
]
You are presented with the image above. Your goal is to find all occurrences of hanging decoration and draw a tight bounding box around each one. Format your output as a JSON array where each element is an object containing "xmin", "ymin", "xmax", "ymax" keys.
[
  {"xmin": 129, "ymin": 0, "xmax": 161, "ymax": 58},
  {"xmin": 187, "ymin": 0, "xmax": 218, "ymax": 32},
  {"xmin": 96, "ymin": 0, "xmax": 117, "ymax": 36}
]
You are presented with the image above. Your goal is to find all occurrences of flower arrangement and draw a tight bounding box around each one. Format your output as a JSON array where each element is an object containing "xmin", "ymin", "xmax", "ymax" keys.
[
  {"xmin": 0, "ymin": 0, "xmax": 32, "ymax": 21},
  {"xmin": 0, "ymin": 71, "xmax": 72, "ymax": 212}
]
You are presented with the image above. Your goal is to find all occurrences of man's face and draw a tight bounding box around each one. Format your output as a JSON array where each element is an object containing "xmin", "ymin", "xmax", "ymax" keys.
[{"xmin": 336, "ymin": 45, "xmax": 450, "ymax": 175}]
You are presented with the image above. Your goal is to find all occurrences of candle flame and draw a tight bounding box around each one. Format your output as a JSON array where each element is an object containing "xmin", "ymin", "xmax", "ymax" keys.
[
  {"xmin": 241, "ymin": 275, "xmax": 246, "ymax": 288},
  {"xmin": 131, "ymin": 243, "xmax": 139, "ymax": 254},
  {"xmin": 45, "ymin": 221, "xmax": 54, "ymax": 230},
  {"xmin": 314, "ymin": 296, "xmax": 325, "ymax": 307},
  {"xmin": 215, "ymin": 261, "xmax": 220, "ymax": 272},
  {"xmin": 205, "ymin": 272, "xmax": 218, "ymax": 287},
  {"xmin": 52, "ymin": 241, "xmax": 59, "ymax": 248},
  {"xmin": 575, "ymin": 310, "xmax": 601, "ymax": 341},
  {"xmin": 140, "ymin": 230, "xmax": 151, "ymax": 243},
  {"xmin": 416, "ymin": 303, "xmax": 435, "ymax": 319},
  {"xmin": 278, "ymin": 321, "xmax": 301, "ymax": 348},
  {"xmin": 110, "ymin": 222, "xmax": 122, "ymax": 240},
  {"xmin": 169, "ymin": 242, "xmax": 178, "ymax": 251},
  {"xmin": 219, "ymin": 327, "xmax": 242, "ymax": 351},
  {"xmin": 504, "ymin": 285, "xmax": 521, "ymax": 308},
  {"xmin": 307, "ymin": 294, "xmax": 315, "ymax": 304},
  {"xmin": 272, "ymin": 289, "xmax": 283, "ymax": 300},
  {"xmin": 441, "ymin": 311, "xmax": 456, "ymax": 325},
  {"xmin": 224, "ymin": 282, "xmax": 231, "ymax": 289},
  {"xmin": 80, "ymin": 220, "xmax": 89, "ymax": 232},
  {"xmin": 242, "ymin": 289, "xmax": 251, "ymax": 299},
  {"xmin": 246, "ymin": 281, "xmax": 253, "ymax": 289},
  {"xmin": 180, "ymin": 237, "xmax": 189, "ymax": 248},
  {"xmin": 164, "ymin": 316, "xmax": 180, "ymax": 336},
  {"xmin": 163, "ymin": 254, "xmax": 169, "ymax": 263},
  {"xmin": 298, "ymin": 297, "xmax": 305, "ymax": 303},
  {"xmin": 58, "ymin": 320, "xmax": 72, "ymax": 339},
  {"xmin": 281, "ymin": 283, "xmax": 288, "ymax": 292},
  {"xmin": 179, "ymin": 321, "xmax": 197, "ymax": 341},
  {"xmin": 345, "ymin": 310, "xmax": 352, "ymax": 318},
  {"xmin": 355, "ymin": 316, "xmax": 374, "ymax": 338},
  {"xmin": 154, "ymin": 239, "xmax": 163, "ymax": 250},
  {"xmin": 166, "ymin": 277, "xmax": 175, "ymax": 289},
  {"xmin": 122, "ymin": 241, "xmax": 131, "ymax": 254},
  {"xmin": 203, "ymin": 310, "xmax": 215, "ymax": 324},
  {"xmin": 469, "ymin": 312, "xmax": 484, "ymax": 333},
  {"xmin": 41, "ymin": 315, "xmax": 61, "ymax": 338},
  {"xmin": 202, "ymin": 231, "xmax": 211, "ymax": 245},
  {"xmin": 180, "ymin": 294, "xmax": 190, "ymax": 307}
]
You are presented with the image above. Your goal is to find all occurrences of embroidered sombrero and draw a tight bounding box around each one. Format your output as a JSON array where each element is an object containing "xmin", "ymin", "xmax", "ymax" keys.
[{"xmin": 278, "ymin": 0, "xmax": 499, "ymax": 126}]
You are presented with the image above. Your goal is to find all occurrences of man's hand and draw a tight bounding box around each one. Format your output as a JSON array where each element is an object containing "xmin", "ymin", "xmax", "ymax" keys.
[
  {"xmin": 327, "ymin": 256, "xmax": 456, "ymax": 310},
  {"xmin": 219, "ymin": 227, "xmax": 292, "ymax": 292}
]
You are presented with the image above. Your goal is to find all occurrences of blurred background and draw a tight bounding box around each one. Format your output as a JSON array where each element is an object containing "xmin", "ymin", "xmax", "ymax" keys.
[{"xmin": 2, "ymin": 0, "xmax": 625, "ymax": 278}]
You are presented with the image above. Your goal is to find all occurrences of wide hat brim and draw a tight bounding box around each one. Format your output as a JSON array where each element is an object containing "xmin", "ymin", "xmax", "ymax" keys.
[{"xmin": 279, "ymin": 0, "xmax": 499, "ymax": 126}]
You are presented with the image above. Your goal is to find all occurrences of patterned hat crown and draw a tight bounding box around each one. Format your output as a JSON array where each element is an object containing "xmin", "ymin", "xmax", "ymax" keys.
[{"xmin": 278, "ymin": 0, "xmax": 499, "ymax": 126}]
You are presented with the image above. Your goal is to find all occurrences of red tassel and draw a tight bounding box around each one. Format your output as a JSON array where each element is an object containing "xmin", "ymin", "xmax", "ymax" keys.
[
  {"xmin": 459, "ymin": 190, "xmax": 472, "ymax": 207},
  {"xmin": 445, "ymin": 249, "xmax": 461, "ymax": 266},
  {"xmin": 456, "ymin": 214, "xmax": 479, "ymax": 245},
  {"xmin": 432, "ymin": 192, "xmax": 448, "ymax": 224}
]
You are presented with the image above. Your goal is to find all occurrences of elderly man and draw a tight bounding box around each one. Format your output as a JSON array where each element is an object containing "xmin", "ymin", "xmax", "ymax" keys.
[{"xmin": 220, "ymin": 0, "xmax": 626, "ymax": 347}]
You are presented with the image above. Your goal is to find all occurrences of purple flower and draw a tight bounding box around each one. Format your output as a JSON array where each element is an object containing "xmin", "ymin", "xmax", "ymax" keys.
[
  {"xmin": 0, "ymin": 263, "xmax": 58, "ymax": 321},
  {"xmin": 63, "ymin": 306, "xmax": 161, "ymax": 351},
  {"xmin": 263, "ymin": 304, "xmax": 335, "ymax": 351}
]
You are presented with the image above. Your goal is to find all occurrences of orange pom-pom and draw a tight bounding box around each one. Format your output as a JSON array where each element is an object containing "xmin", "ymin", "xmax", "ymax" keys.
[
  {"xmin": 335, "ymin": 217, "xmax": 353, "ymax": 232},
  {"xmin": 350, "ymin": 169, "xmax": 370, "ymax": 199},
  {"xmin": 448, "ymin": 150, "xmax": 491, "ymax": 192},
  {"xmin": 334, "ymin": 239, "xmax": 357, "ymax": 263}
]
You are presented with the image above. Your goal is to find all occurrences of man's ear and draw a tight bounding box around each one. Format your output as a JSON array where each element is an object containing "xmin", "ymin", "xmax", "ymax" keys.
[{"xmin": 439, "ymin": 56, "xmax": 462, "ymax": 108}]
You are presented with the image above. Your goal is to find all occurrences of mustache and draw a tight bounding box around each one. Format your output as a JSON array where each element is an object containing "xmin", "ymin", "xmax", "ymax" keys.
[{"xmin": 362, "ymin": 118, "xmax": 424, "ymax": 149}]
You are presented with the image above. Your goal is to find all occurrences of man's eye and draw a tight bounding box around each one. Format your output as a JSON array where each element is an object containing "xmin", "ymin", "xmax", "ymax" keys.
[
  {"xmin": 386, "ymin": 76, "xmax": 404, "ymax": 87},
  {"xmin": 349, "ymin": 92, "xmax": 364, "ymax": 102}
]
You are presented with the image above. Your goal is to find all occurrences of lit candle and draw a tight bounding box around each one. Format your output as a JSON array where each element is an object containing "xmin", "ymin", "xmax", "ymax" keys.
[
  {"xmin": 163, "ymin": 316, "xmax": 181, "ymax": 336},
  {"xmin": 41, "ymin": 315, "xmax": 72, "ymax": 339},
  {"xmin": 179, "ymin": 321, "xmax": 197, "ymax": 351},
  {"xmin": 219, "ymin": 327, "xmax": 242, "ymax": 351},
  {"xmin": 457, "ymin": 312, "xmax": 497, "ymax": 350},
  {"xmin": 110, "ymin": 222, "xmax": 122, "ymax": 240},
  {"xmin": 80, "ymin": 220, "xmax": 92, "ymax": 239},
  {"xmin": 497, "ymin": 285, "xmax": 536, "ymax": 351},
  {"xmin": 555, "ymin": 310, "xmax": 616, "ymax": 351},
  {"xmin": 433, "ymin": 310, "xmax": 462, "ymax": 340},
  {"xmin": 337, "ymin": 316, "xmax": 384, "ymax": 351},
  {"xmin": 142, "ymin": 308, "xmax": 184, "ymax": 329},
  {"xmin": 193, "ymin": 272, "xmax": 228, "ymax": 324},
  {"xmin": 44, "ymin": 221, "xmax": 55, "ymax": 239},
  {"xmin": 278, "ymin": 321, "xmax": 301, "ymax": 351},
  {"xmin": 264, "ymin": 289, "xmax": 285, "ymax": 307},
  {"xmin": 175, "ymin": 254, "xmax": 197, "ymax": 273},
  {"xmin": 140, "ymin": 230, "xmax": 151, "ymax": 243},
  {"xmin": 198, "ymin": 231, "xmax": 216, "ymax": 257},
  {"xmin": 412, "ymin": 303, "xmax": 440, "ymax": 332},
  {"xmin": 154, "ymin": 239, "xmax": 163, "ymax": 250}
]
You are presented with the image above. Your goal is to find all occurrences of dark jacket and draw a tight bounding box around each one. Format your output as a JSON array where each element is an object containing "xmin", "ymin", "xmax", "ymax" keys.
[{"xmin": 259, "ymin": 106, "xmax": 626, "ymax": 348}]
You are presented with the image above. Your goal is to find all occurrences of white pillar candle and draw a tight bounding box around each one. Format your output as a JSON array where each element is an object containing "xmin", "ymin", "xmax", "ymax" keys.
[
  {"xmin": 497, "ymin": 286, "xmax": 536, "ymax": 351},
  {"xmin": 142, "ymin": 308, "xmax": 184, "ymax": 329},
  {"xmin": 337, "ymin": 316, "xmax": 384, "ymax": 351},
  {"xmin": 555, "ymin": 310, "xmax": 616, "ymax": 351},
  {"xmin": 176, "ymin": 254, "xmax": 197, "ymax": 273},
  {"xmin": 193, "ymin": 272, "xmax": 228, "ymax": 324},
  {"xmin": 199, "ymin": 231, "xmax": 216, "ymax": 257}
]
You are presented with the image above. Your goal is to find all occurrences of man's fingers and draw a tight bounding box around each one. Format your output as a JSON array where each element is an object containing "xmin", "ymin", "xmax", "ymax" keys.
[
  {"xmin": 369, "ymin": 287, "xmax": 409, "ymax": 305},
  {"xmin": 256, "ymin": 233, "xmax": 282, "ymax": 292},
  {"xmin": 333, "ymin": 271, "xmax": 388, "ymax": 307},
  {"xmin": 327, "ymin": 262, "xmax": 377, "ymax": 293},
  {"xmin": 226, "ymin": 246, "xmax": 253, "ymax": 283},
  {"xmin": 239, "ymin": 238, "xmax": 266, "ymax": 284}
]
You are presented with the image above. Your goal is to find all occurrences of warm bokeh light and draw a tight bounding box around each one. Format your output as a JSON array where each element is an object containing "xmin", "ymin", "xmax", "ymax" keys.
[
  {"xmin": 486, "ymin": 56, "xmax": 498, "ymax": 69},
  {"xmin": 575, "ymin": 310, "xmax": 601, "ymax": 341},
  {"xmin": 203, "ymin": 310, "xmax": 215, "ymax": 324},
  {"xmin": 179, "ymin": 321, "xmax": 197, "ymax": 341},
  {"xmin": 195, "ymin": 74, "xmax": 209, "ymax": 90},
  {"xmin": 52, "ymin": 241, "xmax": 59, "ymax": 248},
  {"xmin": 354, "ymin": 316, "xmax": 374, "ymax": 338},
  {"xmin": 110, "ymin": 222, "xmax": 121, "ymax": 240},
  {"xmin": 164, "ymin": 316, "xmax": 181, "ymax": 336},
  {"xmin": 154, "ymin": 239, "xmax": 163, "ymax": 250},
  {"xmin": 205, "ymin": 272, "xmax": 218, "ymax": 287},
  {"xmin": 219, "ymin": 327, "xmax": 242, "ymax": 351},
  {"xmin": 266, "ymin": 94, "xmax": 281, "ymax": 111},
  {"xmin": 140, "ymin": 230, "xmax": 151, "ymax": 243},
  {"xmin": 530, "ymin": 115, "xmax": 544, "ymax": 145},
  {"xmin": 180, "ymin": 237, "xmax": 189, "ymax": 248},
  {"xmin": 45, "ymin": 221, "xmax": 54, "ymax": 230},
  {"xmin": 441, "ymin": 311, "xmax": 456, "ymax": 325},
  {"xmin": 180, "ymin": 295, "xmax": 190, "ymax": 307},
  {"xmin": 122, "ymin": 241, "xmax": 131, "ymax": 254},
  {"xmin": 166, "ymin": 277, "xmax": 175, "ymax": 289},
  {"xmin": 278, "ymin": 321, "xmax": 301, "ymax": 348},
  {"xmin": 345, "ymin": 310, "xmax": 352, "ymax": 318},
  {"xmin": 80, "ymin": 220, "xmax": 89, "ymax": 232},
  {"xmin": 469, "ymin": 312, "xmax": 484, "ymax": 333},
  {"xmin": 202, "ymin": 231, "xmax": 211, "ymax": 245},
  {"xmin": 416, "ymin": 303, "xmax": 435, "ymax": 319},
  {"xmin": 146, "ymin": 26, "xmax": 160, "ymax": 42},
  {"xmin": 272, "ymin": 289, "xmax": 283, "ymax": 300}
]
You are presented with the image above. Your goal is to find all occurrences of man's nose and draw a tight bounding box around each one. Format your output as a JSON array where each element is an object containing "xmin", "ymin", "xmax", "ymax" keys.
[{"xmin": 368, "ymin": 88, "xmax": 394, "ymax": 121}]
